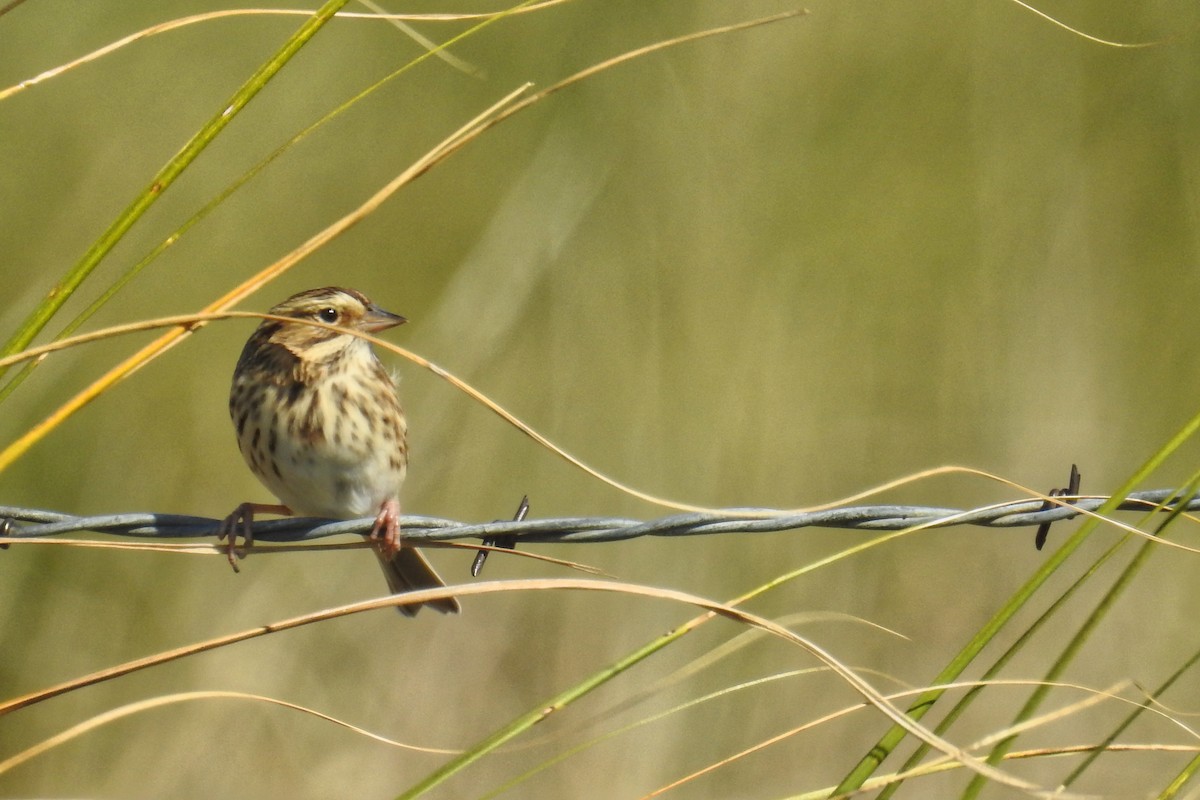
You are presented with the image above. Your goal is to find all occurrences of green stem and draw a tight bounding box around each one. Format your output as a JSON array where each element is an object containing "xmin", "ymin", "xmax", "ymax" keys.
[
  {"xmin": 0, "ymin": 0, "xmax": 350, "ymax": 374},
  {"xmin": 395, "ymin": 627, "xmax": 692, "ymax": 799},
  {"xmin": 831, "ymin": 406, "xmax": 1200, "ymax": 796}
]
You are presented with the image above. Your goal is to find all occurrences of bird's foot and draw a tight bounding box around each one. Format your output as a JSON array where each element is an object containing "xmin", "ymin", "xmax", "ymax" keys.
[
  {"xmin": 217, "ymin": 502, "xmax": 291, "ymax": 572},
  {"xmin": 369, "ymin": 498, "xmax": 402, "ymax": 557}
]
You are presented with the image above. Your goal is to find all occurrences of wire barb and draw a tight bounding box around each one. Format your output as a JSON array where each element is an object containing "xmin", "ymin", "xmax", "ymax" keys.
[
  {"xmin": 1034, "ymin": 463, "xmax": 1081, "ymax": 550},
  {"xmin": 471, "ymin": 494, "xmax": 529, "ymax": 577}
]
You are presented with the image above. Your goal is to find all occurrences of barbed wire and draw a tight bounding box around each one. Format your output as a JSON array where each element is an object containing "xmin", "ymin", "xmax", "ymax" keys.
[{"xmin": 1, "ymin": 488, "xmax": 1195, "ymax": 548}]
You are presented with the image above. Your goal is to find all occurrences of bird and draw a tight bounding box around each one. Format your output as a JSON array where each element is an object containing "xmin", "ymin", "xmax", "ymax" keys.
[{"xmin": 219, "ymin": 286, "xmax": 460, "ymax": 616}]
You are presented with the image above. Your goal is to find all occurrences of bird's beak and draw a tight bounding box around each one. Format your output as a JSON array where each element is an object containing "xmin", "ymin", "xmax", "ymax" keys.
[{"xmin": 362, "ymin": 305, "xmax": 407, "ymax": 333}]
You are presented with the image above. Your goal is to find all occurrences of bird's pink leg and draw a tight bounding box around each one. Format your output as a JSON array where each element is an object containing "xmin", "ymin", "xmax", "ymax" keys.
[
  {"xmin": 369, "ymin": 498, "xmax": 402, "ymax": 557},
  {"xmin": 217, "ymin": 502, "xmax": 292, "ymax": 572}
]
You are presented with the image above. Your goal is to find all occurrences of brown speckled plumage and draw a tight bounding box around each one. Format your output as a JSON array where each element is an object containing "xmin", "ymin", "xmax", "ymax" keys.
[{"xmin": 220, "ymin": 287, "xmax": 459, "ymax": 617}]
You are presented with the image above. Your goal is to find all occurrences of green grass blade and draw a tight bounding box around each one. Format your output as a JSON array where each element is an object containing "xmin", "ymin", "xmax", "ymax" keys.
[
  {"xmin": 875, "ymin": 532, "xmax": 1131, "ymax": 800},
  {"xmin": 959, "ymin": 477, "xmax": 1200, "ymax": 798},
  {"xmin": 0, "ymin": 0, "xmax": 350, "ymax": 375},
  {"xmin": 1072, "ymin": 646, "xmax": 1200, "ymax": 790},
  {"xmin": 1158, "ymin": 750, "xmax": 1200, "ymax": 799},
  {"xmin": 0, "ymin": 1, "xmax": 522, "ymax": 405},
  {"xmin": 395, "ymin": 627, "xmax": 692, "ymax": 799},
  {"xmin": 832, "ymin": 406, "xmax": 1200, "ymax": 795}
]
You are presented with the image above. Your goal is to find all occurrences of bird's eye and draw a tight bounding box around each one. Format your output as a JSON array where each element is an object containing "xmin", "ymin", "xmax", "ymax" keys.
[{"xmin": 317, "ymin": 307, "xmax": 339, "ymax": 324}]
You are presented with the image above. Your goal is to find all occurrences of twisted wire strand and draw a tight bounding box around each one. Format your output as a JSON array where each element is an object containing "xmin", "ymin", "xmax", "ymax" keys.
[{"xmin": 0, "ymin": 489, "xmax": 1194, "ymax": 546}]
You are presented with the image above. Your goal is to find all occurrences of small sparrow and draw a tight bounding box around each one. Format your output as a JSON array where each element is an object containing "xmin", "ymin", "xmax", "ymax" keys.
[{"xmin": 220, "ymin": 286, "xmax": 459, "ymax": 616}]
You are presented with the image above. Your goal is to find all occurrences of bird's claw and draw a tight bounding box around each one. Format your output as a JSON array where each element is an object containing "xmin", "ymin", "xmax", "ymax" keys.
[
  {"xmin": 370, "ymin": 498, "xmax": 402, "ymax": 557},
  {"xmin": 217, "ymin": 503, "xmax": 257, "ymax": 573}
]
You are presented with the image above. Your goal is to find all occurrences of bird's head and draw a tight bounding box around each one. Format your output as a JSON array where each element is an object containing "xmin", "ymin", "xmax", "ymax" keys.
[{"xmin": 259, "ymin": 286, "xmax": 406, "ymax": 362}]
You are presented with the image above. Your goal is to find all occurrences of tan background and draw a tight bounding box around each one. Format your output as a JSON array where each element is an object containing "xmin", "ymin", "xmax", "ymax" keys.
[{"xmin": 2, "ymin": 2, "xmax": 1199, "ymax": 797}]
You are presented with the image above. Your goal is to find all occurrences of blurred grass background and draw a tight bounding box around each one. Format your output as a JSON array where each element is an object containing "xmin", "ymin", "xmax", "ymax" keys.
[{"xmin": 2, "ymin": 1, "xmax": 1200, "ymax": 797}]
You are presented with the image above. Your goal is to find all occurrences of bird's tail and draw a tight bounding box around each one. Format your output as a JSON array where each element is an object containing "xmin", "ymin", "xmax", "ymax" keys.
[{"xmin": 373, "ymin": 544, "xmax": 461, "ymax": 616}]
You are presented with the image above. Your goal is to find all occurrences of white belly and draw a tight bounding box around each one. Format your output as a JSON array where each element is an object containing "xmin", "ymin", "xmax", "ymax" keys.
[{"xmin": 234, "ymin": 366, "xmax": 407, "ymax": 520}]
